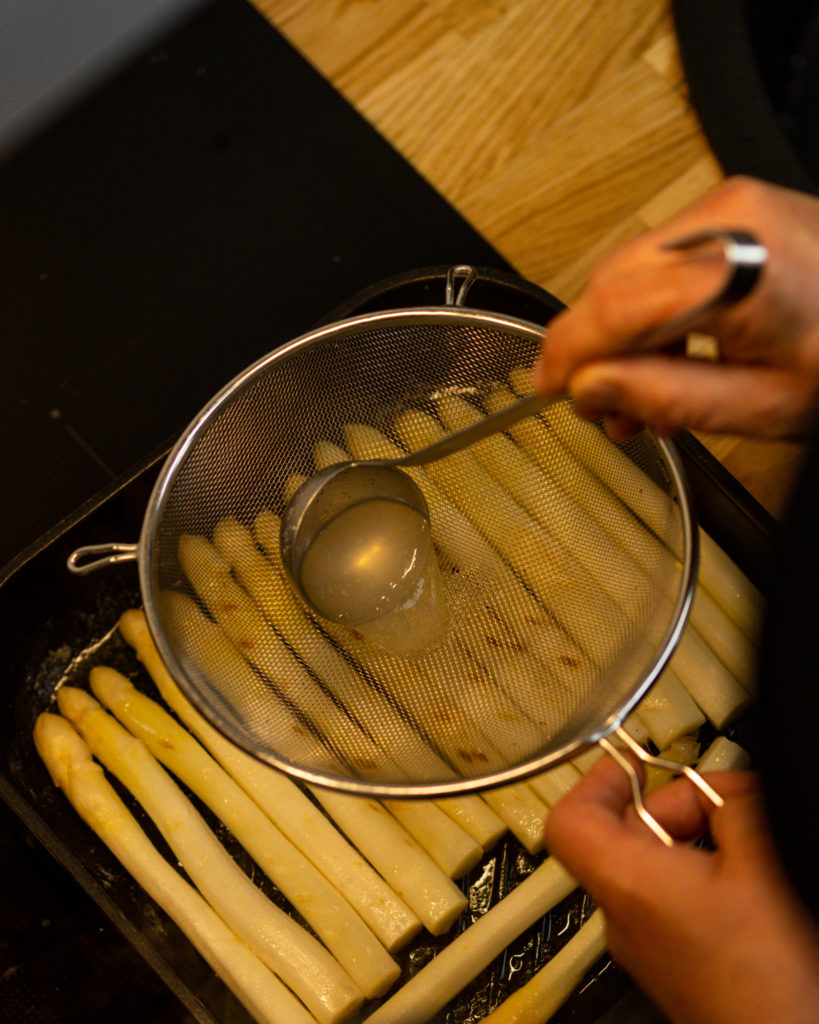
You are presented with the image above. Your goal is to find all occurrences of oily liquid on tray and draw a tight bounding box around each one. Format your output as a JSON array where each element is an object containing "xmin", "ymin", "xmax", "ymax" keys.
[{"xmin": 299, "ymin": 497, "xmax": 448, "ymax": 657}]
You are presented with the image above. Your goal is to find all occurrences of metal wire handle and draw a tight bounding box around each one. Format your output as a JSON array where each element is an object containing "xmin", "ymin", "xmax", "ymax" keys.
[{"xmin": 599, "ymin": 729, "xmax": 725, "ymax": 847}]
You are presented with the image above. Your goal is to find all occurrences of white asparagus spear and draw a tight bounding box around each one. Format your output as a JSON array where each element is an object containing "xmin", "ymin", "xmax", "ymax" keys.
[
  {"xmin": 693, "ymin": 527, "xmax": 765, "ymax": 642},
  {"xmin": 697, "ymin": 736, "xmax": 752, "ymax": 772},
  {"xmin": 33, "ymin": 713, "xmax": 320, "ymax": 1024},
  {"xmin": 363, "ymin": 857, "xmax": 577, "ymax": 1024},
  {"xmin": 528, "ymin": 761, "xmax": 584, "ymax": 808},
  {"xmin": 118, "ymin": 607, "xmax": 421, "ymax": 952},
  {"xmin": 687, "ymin": 582, "xmax": 758, "ymax": 691},
  {"xmin": 482, "ymin": 909, "xmax": 607, "ymax": 1024},
  {"xmin": 342, "ymin": 423, "xmax": 598, "ymax": 685},
  {"xmin": 507, "ymin": 368, "xmax": 764, "ymax": 639},
  {"xmin": 306, "ymin": 788, "xmax": 467, "ymax": 936},
  {"xmin": 152, "ymin": 590, "xmax": 469, "ymax": 937},
  {"xmin": 212, "ymin": 514, "xmax": 490, "ymax": 870},
  {"xmin": 435, "ymin": 792, "xmax": 507, "ymax": 850},
  {"xmin": 481, "ymin": 783, "xmax": 550, "ymax": 856},
  {"xmin": 634, "ymin": 669, "xmax": 706, "ymax": 749},
  {"xmin": 88, "ymin": 665, "xmax": 400, "ymax": 999},
  {"xmin": 56, "ymin": 686, "xmax": 364, "ymax": 1024},
  {"xmin": 485, "ymin": 384, "xmax": 759, "ymax": 689},
  {"xmin": 393, "ymin": 407, "xmax": 636, "ymax": 667},
  {"xmin": 670, "ymin": 627, "xmax": 752, "ymax": 730},
  {"xmin": 440, "ymin": 391, "xmax": 751, "ymax": 728},
  {"xmin": 380, "ymin": 802, "xmax": 482, "ymax": 881}
]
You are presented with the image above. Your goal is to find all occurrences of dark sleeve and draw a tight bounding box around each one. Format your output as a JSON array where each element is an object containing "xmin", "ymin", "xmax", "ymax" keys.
[{"xmin": 756, "ymin": 424, "xmax": 819, "ymax": 921}]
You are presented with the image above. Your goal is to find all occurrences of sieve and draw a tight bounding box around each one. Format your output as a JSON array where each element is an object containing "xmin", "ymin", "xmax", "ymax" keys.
[{"xmin": 67, "ymin": 238, "xmax": 765, "ymax": 842}]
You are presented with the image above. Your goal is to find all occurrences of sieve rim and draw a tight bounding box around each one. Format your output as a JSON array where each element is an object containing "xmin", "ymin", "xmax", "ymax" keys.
[{"xmin": 136, "ymin": 305, "xmax": 699, "ymax": 797}]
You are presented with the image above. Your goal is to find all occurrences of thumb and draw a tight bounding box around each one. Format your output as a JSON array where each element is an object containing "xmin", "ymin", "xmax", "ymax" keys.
[{"xmin": 568, "ymin": 356, "xmax": 807, "ymax": 438}]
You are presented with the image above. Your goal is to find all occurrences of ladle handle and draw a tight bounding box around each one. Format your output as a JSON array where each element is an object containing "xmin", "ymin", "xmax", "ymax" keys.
[{"xmin": 395, "ymin": 392, "xmax": 556, "ymax": 468}]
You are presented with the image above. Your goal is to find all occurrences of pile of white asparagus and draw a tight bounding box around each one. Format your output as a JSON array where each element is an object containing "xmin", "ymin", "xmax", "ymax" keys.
[{"xmin": 34, "ymin": 373, "xmax": 762, "ymax": 1024}]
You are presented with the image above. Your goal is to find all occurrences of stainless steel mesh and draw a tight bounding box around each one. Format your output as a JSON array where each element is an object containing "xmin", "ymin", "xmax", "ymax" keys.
[{"xmin": 140, "ymin": 307, "xmax": 696, "ymax": 795}]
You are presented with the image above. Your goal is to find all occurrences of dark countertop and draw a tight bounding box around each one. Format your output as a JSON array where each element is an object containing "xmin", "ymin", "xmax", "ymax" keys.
[
  {"xmin": 0, "ymin": 0, "xmax": 506, "ymax": 580},
  {"xmin": 0, "ymin": 2, "xmax": 499, "ymax": 1020}
]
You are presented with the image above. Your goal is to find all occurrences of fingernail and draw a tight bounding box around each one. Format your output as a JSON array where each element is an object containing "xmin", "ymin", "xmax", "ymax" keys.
[
  {"xmin": 572, "ymin": 378, "xmax": 620, "ymax": 411},
  {"xmin": 533, "ymin": 357, "xmax": 555, "ymax": 394},
  {"xmin": 533, "ymin": 358, "xmax": 545, "ymax": 390}
]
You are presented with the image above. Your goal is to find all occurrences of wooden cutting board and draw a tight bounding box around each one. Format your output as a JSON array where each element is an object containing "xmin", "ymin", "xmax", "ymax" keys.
[{"xmin": 252, "ymin": 0, "xmax": 806, "ymax": 519}]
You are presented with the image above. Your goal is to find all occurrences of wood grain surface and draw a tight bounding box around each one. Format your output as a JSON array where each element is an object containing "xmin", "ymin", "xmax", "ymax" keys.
[{"xmin": 253, "ymin": 0, "xmax": 806, "ymax": 518}]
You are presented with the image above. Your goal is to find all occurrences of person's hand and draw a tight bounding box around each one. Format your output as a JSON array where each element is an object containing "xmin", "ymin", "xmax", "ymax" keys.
[
  {"xmin": 543, "ymin": 755, "xmax": 819, "ymax": 1024},
  {"xmin": 534, "ymin": 176, "xmax": 819, "ymax": 441}
]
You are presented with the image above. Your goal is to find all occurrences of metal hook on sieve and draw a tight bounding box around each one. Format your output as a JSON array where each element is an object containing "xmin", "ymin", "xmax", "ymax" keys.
[
  {"xmin": 67, "ymin": 542, "xmax": 138, "ymax": 575},
  {"xmin": 599, "ymin": 729, "xmax": 725, "ymax": 848},
  {"xmin": 445, "ymin": 265, "xmax": 478, "ymax": 307}
]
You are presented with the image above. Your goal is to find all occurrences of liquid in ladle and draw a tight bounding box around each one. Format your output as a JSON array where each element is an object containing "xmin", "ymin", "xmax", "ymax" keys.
[{"xmin": 299, "ymin": 497, "xmax": 448, "ymax": 657}]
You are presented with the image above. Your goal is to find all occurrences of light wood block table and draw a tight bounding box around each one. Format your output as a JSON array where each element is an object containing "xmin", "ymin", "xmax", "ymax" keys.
[{"xmin": 254, "ymin": 0, "xmax": 806, "ymax": 519}]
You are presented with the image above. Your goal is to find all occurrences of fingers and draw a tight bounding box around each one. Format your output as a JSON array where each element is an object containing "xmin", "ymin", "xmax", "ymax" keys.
[
  {"xmin": 567, "ymin": 356, "xmax": 811, "ymax": 439},
  {"xmin": 534, "ymin": 251, "xmax": 730, "ymax": 398},
  {"xmin": 543, "ymin": 755, "xmax": 663, "ymax": 896},
  {"xmin": 532, "ymin": 176, "xmax": 819, "ymax": 442},
  {"xmin": 544, "ymin": 753, "xmax": 762, "ymax": 898},
  {"xmin": 639, "ymin": 770, "xmax": 757, "ymax": 841}
]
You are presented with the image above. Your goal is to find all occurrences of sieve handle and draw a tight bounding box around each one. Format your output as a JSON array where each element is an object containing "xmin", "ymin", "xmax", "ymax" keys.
[
  {"xmin": 599, "ymin": 729, "xmax": 725, "ymax": 848},
  {"xmin": 394, "ymin": 392, "xmax": 559, "ymax": 468},
  {"xmin": 67, "ymin": 542, "xmax": 138, "ymax": 575}
]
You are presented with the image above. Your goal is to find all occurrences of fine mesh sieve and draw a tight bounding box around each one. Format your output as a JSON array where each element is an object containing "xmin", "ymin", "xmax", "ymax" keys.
[{"xmin": 70, "ymin": 278, "xmax": 703, "ymax": 803}]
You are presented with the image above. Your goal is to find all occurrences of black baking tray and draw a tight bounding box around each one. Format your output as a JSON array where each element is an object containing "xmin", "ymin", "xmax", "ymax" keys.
[{"xmin": 0, "ymin": 267, "xmax": 777, "ymax": 1024}]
